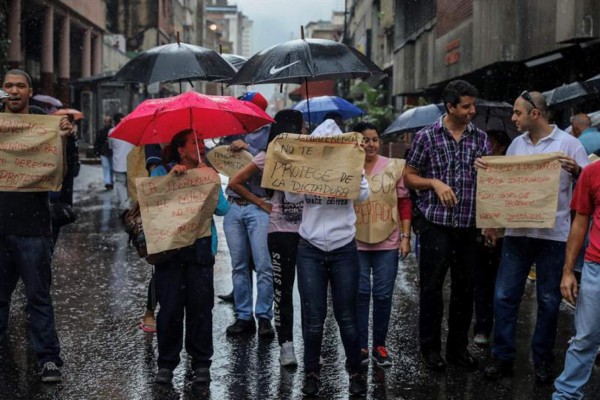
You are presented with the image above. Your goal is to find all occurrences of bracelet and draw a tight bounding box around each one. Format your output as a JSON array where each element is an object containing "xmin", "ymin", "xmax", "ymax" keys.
[{"xmin": 400, "ymin": 233, "xmax": 411, "ymax": 240}]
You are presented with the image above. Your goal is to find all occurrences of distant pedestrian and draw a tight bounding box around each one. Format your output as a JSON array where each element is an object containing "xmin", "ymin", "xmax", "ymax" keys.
[
  {"xmin": 286, "ymin": 119, "xmax": 370, "ymax": 397},
  {"xmin": 480, "ymin": 91, "xmax": 588, "ymax": 384},
  {"xmin": 109, "ymin": 113, "xmax": 133, "ymax": 216},
  {"xmin": 571, "ymin": 113, "xmax": 600, "ymax": 156},
  {"xmin": 0, "ymin": 69, "xmax": 73, "ymax": 383},
  {"xmin": 553, "ymin": 160, "xmax": 600, "ymax": 399},
  {"xmin": 404, "ymin": 79, "xmax": 489, "ymax": 371},
  {"xmin": 353, "ymin": 121, "xmax": 411, "ymax": 368},
  {"xmin": 94, "ymin": 115, "xmax": 114, "ymax": 190}
]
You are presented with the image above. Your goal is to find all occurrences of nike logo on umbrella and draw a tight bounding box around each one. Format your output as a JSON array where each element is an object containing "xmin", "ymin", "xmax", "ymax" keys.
[{"xmin": 269, "ymin": 61, "xmax": 301, "ymax": 75}]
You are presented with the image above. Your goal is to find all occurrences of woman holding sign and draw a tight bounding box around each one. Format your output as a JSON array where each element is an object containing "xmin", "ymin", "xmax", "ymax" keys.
[
  {"xmin": 151, "ymin": 129, "xmax": 229, "ymax": 387},
  {"xmin": 228, "ymin": 109, "xmax": 304, "ymax": 367},
  {"xmin": 353, "ymin": 122, "xmax": 411, "ymax": 368}
]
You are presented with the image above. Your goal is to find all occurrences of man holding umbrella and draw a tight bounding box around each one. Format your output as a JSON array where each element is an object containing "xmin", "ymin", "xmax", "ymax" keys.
[{"xmin": 220, "ymin": 92, "xmax": 276, "ymax": 338}]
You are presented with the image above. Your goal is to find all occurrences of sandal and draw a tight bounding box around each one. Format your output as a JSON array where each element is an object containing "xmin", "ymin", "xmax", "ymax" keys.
[{"xmin": 139, "ymin": 320, "xmax": 156, "ymax": 333}]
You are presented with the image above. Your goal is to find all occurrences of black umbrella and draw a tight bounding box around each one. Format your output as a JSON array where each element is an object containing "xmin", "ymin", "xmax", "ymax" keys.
[
  {"xmin": 221, "ymin": 54, "xmax": 248, "ymax": 71},
  {"xmin": 542, "ymin": 82, "xmax": 596, "ymax": 107},
  {"xmin": 471, "ymin": 99, "xmax": 518, "ymax": 140},
  {"xmin": 113, "ymin": 38, "xmax": 236, "ymax": 86},
  {"xmin": 230, "ymin": 27, "xmax": 384, "ymax": 125}
]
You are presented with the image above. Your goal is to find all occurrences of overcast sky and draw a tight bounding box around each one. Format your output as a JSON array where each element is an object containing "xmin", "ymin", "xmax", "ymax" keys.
[
  {"xmin": 229, "ymin": 0, "xmax": 343, "ymax": 53},
  {"xmin": 228, "ymin": 0, "xmax": 344, "ymax": 101}
]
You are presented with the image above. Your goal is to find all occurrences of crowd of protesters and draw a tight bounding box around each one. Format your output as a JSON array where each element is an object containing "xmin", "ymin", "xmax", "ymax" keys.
[{"xmin": 3, "ymin": 67, "xmax": 600, "ymax": 399}]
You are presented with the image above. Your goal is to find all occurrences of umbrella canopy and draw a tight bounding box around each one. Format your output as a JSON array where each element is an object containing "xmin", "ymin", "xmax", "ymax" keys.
[
  {"xmin": 586, "ymin": 74, "xmax": 600, "ymax": 91},
  {"xmin": 53, "ymin": 108, "xmax": 84, "ymax": 120},
  {"xmin": 32, "ymin": 94, "xmax": 63, "ymax": 107},
  {"xmin": 112, "ymin": 42, "xmax": 237, "ymax": 85},
  {"xmin": 109, "ymin": 91, "xmax": 274, "ymax": 146},
  {"xmin": 383, "ymin": 104, "xmax": 445, "ymax": 136},
  {"xmin": 542, "ymin": 82, "xmax": 596, "ymax": 107},
  {"xmin": 230, "ymin": 38, "xmax": 384, "ymax": 86},
  {"xmin": 471, "ymin": 99, "xmax": 518, "ymax": 140},
  {"xmin": 221, "ymin": 54, "xmax": 248, "ymax": 70},
  {"xmin": 292, "ymin": 96, "xmax": 364, "ymax": 122}
]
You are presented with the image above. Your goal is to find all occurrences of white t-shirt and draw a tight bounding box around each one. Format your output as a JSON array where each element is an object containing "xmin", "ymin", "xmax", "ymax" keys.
[
  {"xmin": 109, "ymin": 129, "xmax": 134, "ymax": 173},
  {"xmin": 505, "ymin": 125, "xmax": 589, "ymax": 242}
]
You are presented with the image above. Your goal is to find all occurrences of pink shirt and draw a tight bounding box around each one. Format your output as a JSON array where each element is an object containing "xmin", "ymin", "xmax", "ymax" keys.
[
  {"xmin": 253, "ymin": 152, "xmax": 302, "ymax": 233},
  {"xmin": 357, "ymin": 156, "xmax": 408, "ymax": 251}
]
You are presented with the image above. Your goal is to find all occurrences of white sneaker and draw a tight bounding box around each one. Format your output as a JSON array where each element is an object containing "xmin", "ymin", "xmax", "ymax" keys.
[{"xmin": 279, "ymin": 342, "xmax": 298, "ymax": 367}]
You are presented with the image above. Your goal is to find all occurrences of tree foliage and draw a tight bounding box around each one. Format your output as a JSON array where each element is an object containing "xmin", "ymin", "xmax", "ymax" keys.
[{"xmin": 348, "ymin": 81, "xmax": 394, "ymax": 133}]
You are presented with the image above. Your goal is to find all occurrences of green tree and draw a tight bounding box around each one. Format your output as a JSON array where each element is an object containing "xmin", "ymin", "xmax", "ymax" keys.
[{"xmin": 348, "ymin": 81, "xmax": 393, "ymax": 133}]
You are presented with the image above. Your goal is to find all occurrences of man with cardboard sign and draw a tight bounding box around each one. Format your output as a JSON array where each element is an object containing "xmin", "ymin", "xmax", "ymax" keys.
[
  {"xmin": 476, "ymin": 152, "xmax": 562, "ymax": 229},
  {"xmin": 262, "ymin": 131, "xmax": 365, "ymax": 200},
  {"xmin": 206, "ymin": 145, "xmax": 253, "ymax": 178},
  {"xmin": 478, "ymin": 91, "xmax": 588, "ymax": 384},
  {"xmin": 0, "ymin": 69, "xmax": 72, "ymax": 384},
  {"xmin": 135, "ymin": 168, "xmax": 221, "ymax": 255}
]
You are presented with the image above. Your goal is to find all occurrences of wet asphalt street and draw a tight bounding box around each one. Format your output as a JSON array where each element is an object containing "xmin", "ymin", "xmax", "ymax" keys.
[{"xmin": 0, "ymin": 164, "xmax": 599, "ymax": 400}]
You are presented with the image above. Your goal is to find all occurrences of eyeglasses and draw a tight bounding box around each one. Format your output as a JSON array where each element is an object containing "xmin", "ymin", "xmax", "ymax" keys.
[{"xmin": 520, "ymin": 90, "xmax": 538, "ymax": 110}]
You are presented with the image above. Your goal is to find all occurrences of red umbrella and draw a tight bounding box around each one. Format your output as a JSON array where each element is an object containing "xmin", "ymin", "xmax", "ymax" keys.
[{"xmin": 109, "ymin": 91, "xmax": 274, "ymax": 145}]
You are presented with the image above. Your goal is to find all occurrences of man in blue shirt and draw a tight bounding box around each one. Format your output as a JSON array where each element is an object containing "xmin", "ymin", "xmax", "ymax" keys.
[{"xmin": 571, "ymin": 113, "xmax": 600, "ymax": 155}]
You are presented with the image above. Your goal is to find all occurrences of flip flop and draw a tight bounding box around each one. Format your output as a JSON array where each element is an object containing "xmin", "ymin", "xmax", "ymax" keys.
[{"xmin": 139, "ymin": 321, "xmax": 157, "ymax": 333}]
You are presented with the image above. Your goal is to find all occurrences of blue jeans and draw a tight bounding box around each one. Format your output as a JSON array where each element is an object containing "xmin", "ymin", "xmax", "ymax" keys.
[
  {"xmin": 356, "ymin": 250, "xmax": 398, "ymax": 349},
  {"xmin": 223, "ymin": 202, "xmax": 273, "ymax": 320},
  {"xmin": 493, "ymin": 236, "xmax": 565, "ymax": 365},
  {"xmin": 100, "ymin": 155, "xmax": 113, "ymax": 185},
  {"xmin": 0, "ymin": 235, "xmax": 62, "ymax": 367},
  {"xmin": 297, "ymin": 239, "xmax": 361, "ymax": 373},
  {"xmin": 553, "ymin": 261, "xmax": 600, "ymax": 400}
]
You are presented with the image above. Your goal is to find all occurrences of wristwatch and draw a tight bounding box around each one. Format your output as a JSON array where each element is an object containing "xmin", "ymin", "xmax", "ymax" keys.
[{"xmin": 400, "ymin": 232, "xmax": 411, "ymax": 240}]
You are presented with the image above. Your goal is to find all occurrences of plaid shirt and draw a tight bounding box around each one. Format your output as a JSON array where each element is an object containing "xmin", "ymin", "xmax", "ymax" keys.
[{"xmin": 406, "ymin": 116, "xmax": 490, "ymax": 228}]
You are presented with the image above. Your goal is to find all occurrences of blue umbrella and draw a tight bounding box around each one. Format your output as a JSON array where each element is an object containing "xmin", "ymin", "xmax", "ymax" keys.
[
  {"xmin": 293, "ymin": 96, "xmax": 364, "ymax": 123},
  {"xmin": 383, "ymin": 103, "xmax": 445, "ymax": 136}
]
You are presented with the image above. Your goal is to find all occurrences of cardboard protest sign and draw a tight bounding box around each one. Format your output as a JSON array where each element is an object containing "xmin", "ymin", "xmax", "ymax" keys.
[
  {"xmin": 206, "ymin": 145, "xmax": 253, "ymax": 177},
  {"xmin": 355, "ymin": 159, "xmax": 405, "ymax": 243},
  {"xmin": 136, "ymin": 168, "xmax": 220, "ymax": 255},
  {"xmin": 261, "ymin": 132, "xmax": 365, "ymax": 199},
  {"xmin": 476, "ymin": 153, "xmax": 562, "ymax": 228},
  {"xmin": 127, "ymin": 146, "xmax": 148, "ymax": 203},
  {"xmin": 589, "ymin": 153, "xmax": 599, "ymax": 164},
  {"xmin": 0, "ymin": 113, "xmax": 64, "ymax": 191}
]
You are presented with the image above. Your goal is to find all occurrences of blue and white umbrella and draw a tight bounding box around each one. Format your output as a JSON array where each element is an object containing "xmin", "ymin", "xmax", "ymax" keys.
[{"xmin": 293, "ymin": 96, "xmax": 364, "ymax": 123}]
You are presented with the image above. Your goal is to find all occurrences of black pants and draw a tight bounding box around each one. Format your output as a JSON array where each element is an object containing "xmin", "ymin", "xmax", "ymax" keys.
[
  {"xmin": 268, "ymin": 232, "xmax": 300, "ymax": 345},
  {"xmin": 418, "ymin": 222, "xmax": 477, "ymax": 355},
  {"xmin": 473, "ymin": 236, "xmax": 502, "ymax": 336},
  {"xmin": 155, "ymin": 239, "xmax": 214, "ymax": 371}
]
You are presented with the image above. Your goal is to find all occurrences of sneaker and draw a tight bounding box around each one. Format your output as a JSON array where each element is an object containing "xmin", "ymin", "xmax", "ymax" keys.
[
  {"xmin": 279, "ymin": 342, "xmax": 298, "ymax": 367},
  {"xmin": 226, "ymin": 319, "xmax": 256, "ymax": 335},
  {"xmin": 349, "ymin": 372, "xmax": 367, "ymax": 396},
  {"xmin": 217, "ymin": 291, "xmax": 235, "ymax": 303},
  {"xmin": 360, "ymin": 348, "xmax": 370, "ymax": 366},
  {"xmin": 446, "ymin": 349, "xmax": 478, "ymax": 370},
  {"xmin": 421, "ymin": 351, "xmax": 446, "ymax": 371},
  {"xmin": 474, "ymin": 333, "xmax": 490, "ymax": 346},
  {"xmin": 302, "ymin": 372, "xmax": 321, "ymax": 396},
  {"xmin": 40, "ymin": 362, "xmax": 62, "ymax": 383},
  {"xmin": 155, "ymin": 368, "xmax": 173, "ymax": 384},
  {"xmin": 192, "ymin": 367, "xmax": 211, "ymax": 385},
  {"xmin": 258, "ymin": 318, "xmax": 275, "ymax": 338},
  {"xmin": 371, "ymin": 346, "xmax": 392, "ymax": 367}
]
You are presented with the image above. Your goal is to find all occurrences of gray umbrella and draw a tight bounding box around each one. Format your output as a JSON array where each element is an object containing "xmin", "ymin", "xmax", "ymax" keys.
[
  {"xmin": 221, "ymin": 54, "xmax": 248, "ymax": 71},
  {"xmin": 382, "ymin": 104, "xmax": 445, "ymax": 136},
  {"xmin": 542, "ymin": 82, "xmax": 596, "ymax": 107}
]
